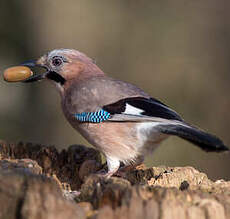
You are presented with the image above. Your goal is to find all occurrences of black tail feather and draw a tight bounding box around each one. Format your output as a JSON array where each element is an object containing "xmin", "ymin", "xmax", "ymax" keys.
[{"xmin": 156, "ymin": 123, "xmax": 229, "ymax": 152}]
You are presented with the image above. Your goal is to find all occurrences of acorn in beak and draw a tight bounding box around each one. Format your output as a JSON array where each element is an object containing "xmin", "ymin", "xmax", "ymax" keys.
[
  {"xmin": 20, "ymin": 60, "xmax": 47, "ymax": 82},
  {"xmin": 21, "ymin": 60, "xmax": 66, "ymax": 85}
]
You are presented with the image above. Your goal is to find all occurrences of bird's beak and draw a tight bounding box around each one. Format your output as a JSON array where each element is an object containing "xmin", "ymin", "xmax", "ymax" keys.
[
  {"xmin": 21, "ymin": 59, "xmax": 66, "ymax": 85},
  {"xmin": 20, "ymin": 60, "xmax": 48, "ymax": 83}
]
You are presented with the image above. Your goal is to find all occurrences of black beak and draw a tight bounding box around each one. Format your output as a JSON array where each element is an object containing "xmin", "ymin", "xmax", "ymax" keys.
[
  {"xmin": 20, "ymin": 60, "xmax": 39, "ymax": 67},
  {"xmin": 21, "ymin": 60, "xmax": 48, "ymax": 83},
  {"xmin": 21, "ymin": 60, "xmax": 66, "ymax": 85}
]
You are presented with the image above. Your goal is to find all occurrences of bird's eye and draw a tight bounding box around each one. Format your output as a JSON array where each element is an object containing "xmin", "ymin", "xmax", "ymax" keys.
[{"xmin": 52, "ymin": 56, "xmax": 63, "ymax": 67}]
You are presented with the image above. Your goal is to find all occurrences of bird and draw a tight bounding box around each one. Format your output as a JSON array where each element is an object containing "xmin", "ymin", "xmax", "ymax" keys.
[{"xmin": 21, "ymin": 48, "xmax": 229, "ymax": 177}]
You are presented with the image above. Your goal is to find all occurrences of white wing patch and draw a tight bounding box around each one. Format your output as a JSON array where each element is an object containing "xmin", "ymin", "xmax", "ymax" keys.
[{"xmin": 123, "ymin": 104, "xmax": 144, "ymax": 115}]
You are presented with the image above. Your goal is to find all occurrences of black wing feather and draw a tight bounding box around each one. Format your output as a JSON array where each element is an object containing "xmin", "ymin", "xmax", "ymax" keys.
[{"xmin": 103, "ymin": 97, "xmax": 183, "ymax": 121}]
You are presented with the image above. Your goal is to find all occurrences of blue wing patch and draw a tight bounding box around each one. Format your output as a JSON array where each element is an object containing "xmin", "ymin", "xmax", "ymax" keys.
[{"xmin": 75, "ymin": 109, "xmax": 111, "ymax": 123}]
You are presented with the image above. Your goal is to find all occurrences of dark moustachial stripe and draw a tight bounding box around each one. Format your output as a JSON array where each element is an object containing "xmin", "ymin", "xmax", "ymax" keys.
[
  {"xmin": 46, "ymin": 71, "xmax": 66, "ymax": 85},
  {"xmin": 103, "ymin": 96, "xmax": 183, "ymax": 121}
]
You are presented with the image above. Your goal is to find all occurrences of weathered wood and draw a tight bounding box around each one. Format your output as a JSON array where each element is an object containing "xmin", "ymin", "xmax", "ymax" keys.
[{"xmin": 0, "ymin": 140, "xmax": 229, "ymax": 219}]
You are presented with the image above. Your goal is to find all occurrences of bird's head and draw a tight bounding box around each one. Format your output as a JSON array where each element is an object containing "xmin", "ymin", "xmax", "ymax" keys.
[{"xmin": 22, "ymin": 49, "xmax": 104, "ymax": 91}]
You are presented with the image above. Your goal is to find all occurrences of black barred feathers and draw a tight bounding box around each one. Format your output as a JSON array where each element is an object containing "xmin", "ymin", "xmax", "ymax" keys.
[{"xmin": 75, "ymin": 109, "xmax": 111, "ymax": 123}]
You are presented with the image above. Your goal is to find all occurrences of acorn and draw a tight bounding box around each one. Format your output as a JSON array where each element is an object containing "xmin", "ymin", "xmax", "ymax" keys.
[{"xmin": 3, "ymin": 66, "xmax": 33, "ymax": 82}]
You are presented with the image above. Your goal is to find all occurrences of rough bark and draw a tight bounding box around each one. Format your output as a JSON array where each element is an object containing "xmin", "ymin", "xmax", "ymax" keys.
[{"xmin": 0, "ymin": 140, "xmax": 229, "ymax": 219}]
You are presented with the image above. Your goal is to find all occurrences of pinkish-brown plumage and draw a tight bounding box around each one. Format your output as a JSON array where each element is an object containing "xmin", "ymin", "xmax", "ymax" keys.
[{"xmin": 21, "ymin": 48, "xmax": 229, "ymax": 177}]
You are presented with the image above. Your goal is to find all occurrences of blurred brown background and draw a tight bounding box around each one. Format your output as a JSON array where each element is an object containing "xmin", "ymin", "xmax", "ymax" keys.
[{"xmin": 0, "ymin": 0, "xmax": 229, "ymax": 180}]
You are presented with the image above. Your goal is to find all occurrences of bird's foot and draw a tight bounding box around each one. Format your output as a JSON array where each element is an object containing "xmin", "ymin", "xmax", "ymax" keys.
[
  {"xmin": 119, "ymin": 163, "xmax": 145, "ymax": 172},
  {"xmin": 95, "ymin": 168, "xmax": 112, "ymax": 178},
  {"xmin": 95, "ymin": 163, "xmax": 146, "ymax": 178},
  {"xmin": 95, "ymin": 168, "xmax": 122, "ymax": 178}
]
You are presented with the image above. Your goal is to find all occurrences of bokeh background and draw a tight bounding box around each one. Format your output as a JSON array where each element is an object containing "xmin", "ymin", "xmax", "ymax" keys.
[{"xmin": 0, "ymin": 0, "xmax": 229, "ymax": 180}]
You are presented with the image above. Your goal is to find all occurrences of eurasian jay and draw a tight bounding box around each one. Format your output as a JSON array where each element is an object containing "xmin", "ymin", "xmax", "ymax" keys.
[{"xmin": 21, "ymin": 49, "xmax": 229, "ymax": 177}]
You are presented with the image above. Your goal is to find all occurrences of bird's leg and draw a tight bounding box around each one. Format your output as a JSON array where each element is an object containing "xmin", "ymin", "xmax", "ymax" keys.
[
  {"xmin": 104, "ymin": 157, "xmax": 120, "ymax": 178},
  {"xmin": 96, "ymin": 155, "xmax": 145, "ymax": 178},
  {"xmin": 96, "ymin": 156, "xmax": 120, "ymax": 178}
]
